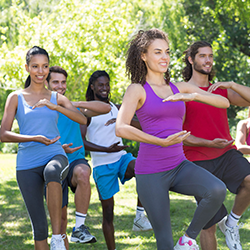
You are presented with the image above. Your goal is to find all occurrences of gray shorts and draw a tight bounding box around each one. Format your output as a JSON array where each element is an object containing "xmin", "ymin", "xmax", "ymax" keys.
[
  {"xmin": 17, "ymin": 154, "xmax": 68, "ymax": 240},
  {"xmin": 194, "ymin": 149, "xmax": 250, "ymax": 229}
]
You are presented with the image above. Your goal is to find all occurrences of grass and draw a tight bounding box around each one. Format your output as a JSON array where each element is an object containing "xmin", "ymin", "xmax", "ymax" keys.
[{"xmin": 1, "ymin": 153, "xmax": 250, "ymax": 249}]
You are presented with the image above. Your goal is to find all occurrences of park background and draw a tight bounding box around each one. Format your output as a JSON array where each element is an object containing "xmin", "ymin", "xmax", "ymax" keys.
[{"xmin": 0, "ymin": 0, "xmax": 250, "ymax": 249}]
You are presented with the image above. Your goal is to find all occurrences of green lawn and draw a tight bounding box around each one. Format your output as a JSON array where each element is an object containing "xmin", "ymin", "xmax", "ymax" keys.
[{"xmin": 0, "ymin": 153, "xmax": 250, "ymax": 249}]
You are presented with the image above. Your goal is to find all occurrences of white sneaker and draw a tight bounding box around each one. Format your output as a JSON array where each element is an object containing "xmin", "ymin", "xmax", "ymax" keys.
[
  {"xmin": 50, "ymin": 235, "xmax": 67, "ymax": 250},
  {"xmin": 174, "ymin": 236, "xmax": 199, "ymax": 250},
  {"xmin": 132, "ymin": 214, "xmax": 153, "ymax": 232},
  {"xmin": 218, "ymin": 216, "xmax": 242, "ymax": 250}
]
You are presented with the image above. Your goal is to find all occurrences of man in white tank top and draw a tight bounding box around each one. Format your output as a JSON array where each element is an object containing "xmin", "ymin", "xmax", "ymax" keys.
[{"xmin": 81, "ymin": 70, "xmax": 152, "ymax": 250}]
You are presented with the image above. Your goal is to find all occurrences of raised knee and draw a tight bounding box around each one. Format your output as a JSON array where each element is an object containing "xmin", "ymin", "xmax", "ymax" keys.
[
  {"xmin": 241, "ymin": 175, "xmax": 250, "ymax": 189},
  {"xmin": 211, "ymin": 181, "xmax": 227, "ymax": 200},
  {"xmin": 75, "ymin": 168, "xmax": 90, "ymax": 184}
]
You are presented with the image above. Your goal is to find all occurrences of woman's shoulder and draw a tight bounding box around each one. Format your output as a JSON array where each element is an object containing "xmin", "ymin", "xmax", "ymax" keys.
[
  {"xmin": 7, "ymin": 89, "xmax": 23, "ymax": 99},
  {"xmin": 125, "ymin": 83, "xmax": 146, "ymax": 98}
]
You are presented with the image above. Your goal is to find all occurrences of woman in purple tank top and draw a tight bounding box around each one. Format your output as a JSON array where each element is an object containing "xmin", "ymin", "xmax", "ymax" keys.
[
  {"xmin": 116, "ymin": 29, "xmax": 230, "ymax": 250},
  {"xmin": 0, "ymin": 47, "xmax": 86, "ymax": 250}
]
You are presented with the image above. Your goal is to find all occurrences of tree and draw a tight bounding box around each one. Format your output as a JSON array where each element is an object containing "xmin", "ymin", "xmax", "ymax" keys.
[{"xmin": 182, "ymin": 0, "xmax": 250, "ymax": 126}]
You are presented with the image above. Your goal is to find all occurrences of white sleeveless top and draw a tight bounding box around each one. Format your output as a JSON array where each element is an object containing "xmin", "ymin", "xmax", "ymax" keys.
[{"xmin": 86, "ymin": 102, "xmax": 126, "ymax": 168}]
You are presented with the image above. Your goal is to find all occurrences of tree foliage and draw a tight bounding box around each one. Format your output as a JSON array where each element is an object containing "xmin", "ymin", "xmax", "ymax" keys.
[{"xmin": 0, "ymin": 0, "xmax": 250, "ymax": 148}]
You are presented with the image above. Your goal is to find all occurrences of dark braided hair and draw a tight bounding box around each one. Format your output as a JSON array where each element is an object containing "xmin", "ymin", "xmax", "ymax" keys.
[
  {"xmin": 182, "ymin": 41, "xmax": 215, "ymax": 82},
  {"xmin": 86, "ymin": 70, "xmax": 110, "ymax": 101},
  {"xmin": 126, "ymin": 28, "xmax": 170, "ymax": 85}
]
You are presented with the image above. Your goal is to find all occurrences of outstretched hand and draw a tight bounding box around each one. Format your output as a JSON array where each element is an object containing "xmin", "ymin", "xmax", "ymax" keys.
[
  {"xmin": 160, "ymin": 131, "xmax": 191, "ymax": 147},
  {"xmin": 208, "ymin": 82, "xmax": 234, "ymax": 93},
  {"xmin": 107, "ymin": 142, "xmax": 129, "ymax": 152},
  {"xmin": 35, "ymin": 135, "xmax": 61, "ymax": 146},
  {"xmin": 32, "ymin": 99, "xmax": 57, "ymax": 110},
  {"xmin": 62, "ymin": 143, "xmax": 83, "ymax": 154},
  {"xmin": 211, "ymin": 138, "xmax": 234, "ymax": 148},
  {"xmin": 163, "ymin": 93, "xmax": 196, "ymax": 102}
]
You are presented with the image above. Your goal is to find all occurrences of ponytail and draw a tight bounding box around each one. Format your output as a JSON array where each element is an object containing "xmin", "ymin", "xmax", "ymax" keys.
[{"xmin": 25, "ymin": 75, "xmax": 31, "ymax": 88}]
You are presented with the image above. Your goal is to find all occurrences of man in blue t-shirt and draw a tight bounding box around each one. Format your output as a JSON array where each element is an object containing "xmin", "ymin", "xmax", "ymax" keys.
[{"xmin": 46, "ymin": 66, "xmax": 111, "ymax": 249}]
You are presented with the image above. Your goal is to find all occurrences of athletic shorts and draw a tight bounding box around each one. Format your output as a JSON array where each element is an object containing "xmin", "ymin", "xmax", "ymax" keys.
[
  {"xmin": 93, "ymin": 153, "xmax": 135, "ymax": 200},
  {"xmin": 194, "ymin": 149, "xmax": 250, "ymax": 229},
  {"xmin": 62, "ymin": 158, "xmax": 90, "ymax": 208}
]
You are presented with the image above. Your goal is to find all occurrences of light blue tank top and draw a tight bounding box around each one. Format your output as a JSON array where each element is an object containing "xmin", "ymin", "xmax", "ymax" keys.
[
  {"xmin": 15, "ymin": 91, "xmax": 66, "ymax": 170},
  {"xmin": 57, "ymin": 111, "xmax": 85, "ymax": 164}
]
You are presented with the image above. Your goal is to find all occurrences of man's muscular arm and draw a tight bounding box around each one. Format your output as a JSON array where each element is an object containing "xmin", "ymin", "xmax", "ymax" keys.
[{"xmin": 183, "ymin": 134, "xmax": 234, "ymax": 148}]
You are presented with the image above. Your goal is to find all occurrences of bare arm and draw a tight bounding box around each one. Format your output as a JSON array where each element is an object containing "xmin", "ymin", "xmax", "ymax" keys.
[
  {"xmin": 80, "ymin": 123, "xmax": 128, "ymax": 152},
  {"xmin": 0, "ymin": 92, "xmax": 60, "ymax": 145},
  {"xmin": 235, "ymin": 119, "xmax": 250, "ymax": 154},
  {"xmin": 208, "ymin": 81, "xmax": 250, "ymax": 106},
  {"xmin": 115, "ymin": 84, "xmax": 190, "ymax": 147},
  {"xmin": 33, "ymin": 93, "xmax": 87, "ymax": 125},
  {"xmin": 183, "ymin": 134, "xmax": 234, "ymax": 148},
  {"xmin": 72, "ymin": 100, "xmax": 111, "ymax": 117},
  {"xmin": 172, "ymin": 82, "xmax": 230, "ymax": 108}
]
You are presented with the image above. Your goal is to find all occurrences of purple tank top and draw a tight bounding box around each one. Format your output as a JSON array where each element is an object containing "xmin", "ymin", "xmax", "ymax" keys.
[
  {"xmin": 246, "ymin": 127, "xmax": 250, "ymax": 146},
  {"xmin": 135, "ymin": 82, "xmax": 186, "ymax": 174}
]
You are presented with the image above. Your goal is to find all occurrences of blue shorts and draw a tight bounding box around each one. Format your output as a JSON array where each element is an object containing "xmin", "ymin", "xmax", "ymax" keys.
[
  {"xmin": 93, "ymin": 153, "xmax": 135, "ymax": 200},
  {"xmin": 62, "ymin": 158, "xmax": 90, "ymax": 208}
]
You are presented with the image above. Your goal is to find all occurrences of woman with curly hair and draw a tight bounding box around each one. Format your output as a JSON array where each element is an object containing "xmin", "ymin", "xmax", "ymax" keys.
[{"xmin": 115, "ymin": 28, "xmax": 229, "ymax": 250}]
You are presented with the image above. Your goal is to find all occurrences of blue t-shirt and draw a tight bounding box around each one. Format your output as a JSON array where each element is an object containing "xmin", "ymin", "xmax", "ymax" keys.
[
  {"xmin": 57, "ymin": 110, "xmax": 85, "ymax": 163},
  {"xmin": 15, "ymin": 91, "xmax": 66, "ymax": 170}
]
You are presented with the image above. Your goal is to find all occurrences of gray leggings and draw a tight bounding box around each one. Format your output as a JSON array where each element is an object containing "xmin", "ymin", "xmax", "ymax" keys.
[
  {"xmin": 136, "ymin": 160, "xmax": 226, "ymax": 250},
  {"xmin": 16, "ymin": 155, "xmax": 69, "ymax": 241}
]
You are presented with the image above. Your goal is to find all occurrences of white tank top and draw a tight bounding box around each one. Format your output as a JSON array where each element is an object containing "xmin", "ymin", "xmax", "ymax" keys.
[{"xmin": 86, "ymin": 102, "xmax": 126, "ymax": 168}]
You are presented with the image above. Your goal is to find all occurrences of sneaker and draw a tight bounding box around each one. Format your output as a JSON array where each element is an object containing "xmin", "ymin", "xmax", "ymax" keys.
[
  {"xmin": 70, "ymin": 224, "xmax": 97, "ymax": 244},
  {"xmin": 132, "ymin": 214, "xmax": 153, "ymax": 232},
  {"xmin": 50, "ymin": 235, "xmax": 67, "ymax": 250},
  {"xmin": 174, "ymin": 236, "xmax": 199, "ymax": 250},
  {"xmin": 218, "ymin": 216, "xmax": 242, "ymax": 250}
]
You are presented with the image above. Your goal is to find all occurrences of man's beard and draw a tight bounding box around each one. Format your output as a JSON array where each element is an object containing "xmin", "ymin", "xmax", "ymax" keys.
[
  {"xmin": 96, "ymin": 93, "xmax": 109, "ymax": 102},
  {"xmin": 193, "ymin": 62, "xmax": 212, "ymax": 75}
]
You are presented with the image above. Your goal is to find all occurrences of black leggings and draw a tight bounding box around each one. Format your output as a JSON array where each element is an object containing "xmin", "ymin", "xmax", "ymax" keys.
[
  {"xmin": 16, "ymin": 155, "xmax": 68, "ymax": 241},
  {"xmin": 136, "ymin": 160, "xmax": 226, "ymax": 250}
]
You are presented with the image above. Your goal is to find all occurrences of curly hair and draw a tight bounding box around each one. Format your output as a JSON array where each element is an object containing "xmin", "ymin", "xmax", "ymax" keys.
[
  {"xmin": 182, "ymin": 41, "xmax": 215, "ymax": 82},
  {"xmin": 126, "ymin": 28, "xmax": 170, "ymax": 85},
  {"xmin": 86, "ymin": 70, "xmax": 110, "ymax": 101}
]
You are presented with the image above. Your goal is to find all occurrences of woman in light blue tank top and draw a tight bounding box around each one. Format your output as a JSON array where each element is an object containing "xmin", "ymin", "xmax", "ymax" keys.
[
  {"xmin": 116, "ymin": 29, "xmax": 230, "ymax": 250},
  {"xmin": 0, "ymin": 46, "xmax": 87, "ymax": 250}
]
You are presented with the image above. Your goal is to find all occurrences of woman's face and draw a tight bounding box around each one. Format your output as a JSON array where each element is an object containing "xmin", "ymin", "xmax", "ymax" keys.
[
  {"xmin": 141, "ymin": 39, "xmax": 170, "ymax": 74},
  {"xmin": 25, "ymin": 54, "xmax": 49, "ymax": 85}
]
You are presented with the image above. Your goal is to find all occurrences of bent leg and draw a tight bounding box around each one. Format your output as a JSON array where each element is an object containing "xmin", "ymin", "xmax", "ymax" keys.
[
  {"xmin": 101, "ymin": 197, "xmax": 115, "ymax": 250},
  {"xmin": 44, "ymin": 155, "xmax": 68, "ymax": 235},
  {"xmin": 71, "ymin": 163, "xmax": 91, "ymax": 215},
  {"xmin": 17, "ymin": 167, "xmax": 49, "ymax": 243},
  {"xmin": 200, "ymin": 225, "xmax": 217, "ymax": 250},
  {"xmin": 233, "ymin": 174, "xmax": 250, "ymax": 216},
  {"xmin": 171, "ymin": 161, "xmax": 226, "ymax": 239},
  {"xmin": 136, "ymin": 172, "xmax": 174, "ymax": 250},
  {"xmin": 61, "ymin": 205, "xmax": 69, "ymax": 250},
  {"xmin": 124, "ymin": 159, "xmax": 143, "ymax": 207}
]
